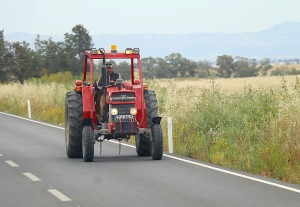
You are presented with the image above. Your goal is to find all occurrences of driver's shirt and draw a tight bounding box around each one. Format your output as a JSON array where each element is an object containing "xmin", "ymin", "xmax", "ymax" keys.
[{"xmin": 97, "ymin": 71, "xmax": 120, "ymax": 87}]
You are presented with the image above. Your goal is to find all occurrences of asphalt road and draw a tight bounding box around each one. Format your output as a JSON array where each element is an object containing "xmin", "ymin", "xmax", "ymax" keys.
[{"xmin": 0, "ymin": 112, "xmax": 300, "ymax": 207}]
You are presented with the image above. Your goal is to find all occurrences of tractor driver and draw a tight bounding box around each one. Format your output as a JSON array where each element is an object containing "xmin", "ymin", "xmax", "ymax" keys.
[{"xmin": 96, "ymin": 62, "xmax": 120, "ymax": 123}]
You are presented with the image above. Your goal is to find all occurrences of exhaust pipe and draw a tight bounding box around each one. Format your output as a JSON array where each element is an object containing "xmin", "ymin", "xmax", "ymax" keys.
[{"xmin": 99, "ymin": 49, "xmax": 107, "ymax": 95}]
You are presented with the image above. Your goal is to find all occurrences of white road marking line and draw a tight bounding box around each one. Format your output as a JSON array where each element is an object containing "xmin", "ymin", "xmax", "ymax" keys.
[
  {"xmin": 0, "ymin": 112, "xmax": 64, "ymax": 130},
  {"xmin": 5, "ymin": 160, "xmax": 19, "ymax": 167},
  {"xmin": 110, "ymin": 140, "xmax": 300, "ymax": 194},
  {"xmin": 0, "ymin": 154, "xmax": 3, "ymax": 156},
  {"xmin": 163, "ymin": 154, "xmax": 300, "ymax": 194},
  {"xmin": 48, "ymin": 189, "xmax": 72, "ymax": 201},
  {"xmin": 3, "ymin": 112, "xmax": 300, "ymax": 194},
  {"xmin": 23, "ymin": 172, "xmax": 41, "ymax": 181},
  {"xmin": 110, "ymin": 140, "xmax": 135, "ymax": 148}
]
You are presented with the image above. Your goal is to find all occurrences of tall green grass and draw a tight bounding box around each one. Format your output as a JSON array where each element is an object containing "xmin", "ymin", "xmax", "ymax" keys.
[
  {"xmin": 149, "ymin": 78, "xmax": 300, "ymax": 184},
  {"xmin": 0, "ymin": 77, "xmax": 300, "ymax": 184}
]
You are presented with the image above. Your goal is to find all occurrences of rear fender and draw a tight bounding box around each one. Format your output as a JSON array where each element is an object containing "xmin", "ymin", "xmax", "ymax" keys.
[{"xmin": 152, "ymin": 117, "xmax": 162, "ymax": 125}]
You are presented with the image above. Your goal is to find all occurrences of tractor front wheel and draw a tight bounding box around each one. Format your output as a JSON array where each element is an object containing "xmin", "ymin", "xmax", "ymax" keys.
[
  {"xmin": 135, "ymin": 133, "xmax": 151, "ymax": 156},
  {"xmin": 151, "ymin": 124, "xmax": 163, "ymax": 160},
  {"xmin": 82, "ymin": 126, "xmax": 94, "ymax": 162},
  {"xmin": 144, "ymin": 90, "xmax": 163, "ymax": 160}
]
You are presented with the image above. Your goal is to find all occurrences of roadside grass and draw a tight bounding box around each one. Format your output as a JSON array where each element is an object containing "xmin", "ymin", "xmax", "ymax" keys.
[
  {"xmin": 148, "ymin": 77, "xmax": 300, "ymax": 184},
  {"xmin": 0, "ymin": 80, "xmax": 72, "ymax": 125},
  {"xmin": 1, "ymin": 76, "xmax": 300, "ymax": 184}
]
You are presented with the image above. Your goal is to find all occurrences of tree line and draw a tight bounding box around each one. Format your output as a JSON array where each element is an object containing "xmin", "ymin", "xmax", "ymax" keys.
[
  {"xmin": 0, "ymin": 24, "xmax": 297, "ymax": 84},
  {"xmin": 0, "ymin": 25, "xmax": 92, "ymax": 83}
]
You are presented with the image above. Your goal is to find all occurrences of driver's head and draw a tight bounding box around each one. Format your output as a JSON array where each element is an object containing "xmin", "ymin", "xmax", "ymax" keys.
[{"xmin": 105, "ymin": 62, "xmax": 114, "ymax": 75}]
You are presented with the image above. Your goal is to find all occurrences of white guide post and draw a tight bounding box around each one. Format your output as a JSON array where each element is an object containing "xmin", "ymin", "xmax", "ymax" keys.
[
  {"xmin": 27, "ymin": 100, "xmax": 31, "ymax": 119},
  {"xmin": 167, "ymin": 117, "xmax": 173, "ymax": 153}
]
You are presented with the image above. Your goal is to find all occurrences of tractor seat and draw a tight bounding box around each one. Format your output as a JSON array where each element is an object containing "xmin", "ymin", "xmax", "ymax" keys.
[{"xmin": 134, "ymin": 79, "xmax": 141, "ymax": 85}]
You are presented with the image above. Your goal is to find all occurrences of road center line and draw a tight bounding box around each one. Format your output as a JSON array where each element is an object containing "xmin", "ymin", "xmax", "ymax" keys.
[
  {"xmin": 48, "ymin": 189, "xmax": 72, "ymax": 201},
  {"xmin": 23, "ymin": 172, "xmax": 41, "ymax": 181},
  {"xmin": 5, "ymin": 160, "xmax": 19, "ymax": 167},
  {"xmin": 2, "ymin": 112, "xmax": 300, "ymax": 194}
]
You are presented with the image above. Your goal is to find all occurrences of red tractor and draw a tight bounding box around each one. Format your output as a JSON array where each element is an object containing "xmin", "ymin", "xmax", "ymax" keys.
[{"xmin": 65, "ymin": 45, "xmax": 163, "ymax": 162}]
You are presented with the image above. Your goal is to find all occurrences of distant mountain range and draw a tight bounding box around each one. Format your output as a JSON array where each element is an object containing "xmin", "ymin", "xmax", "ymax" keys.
[{"xmin": 4, "ymin": 21, "xmax": 300, "ymax": 61}]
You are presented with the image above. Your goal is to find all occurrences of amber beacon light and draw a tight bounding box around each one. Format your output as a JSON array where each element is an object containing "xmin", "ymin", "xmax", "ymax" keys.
[{"xmin": 111, "ymin": 44, "xmax": 117, "ymax": 53}]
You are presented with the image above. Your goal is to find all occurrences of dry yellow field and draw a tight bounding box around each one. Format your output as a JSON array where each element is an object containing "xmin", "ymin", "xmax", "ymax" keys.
[
  {"xmin": 153, "ymin": 75, "xmax": 299, "ymax": 93},
  {"xmin": 271, "ymin": 63, "xmax": 300, "ymax": 70}
]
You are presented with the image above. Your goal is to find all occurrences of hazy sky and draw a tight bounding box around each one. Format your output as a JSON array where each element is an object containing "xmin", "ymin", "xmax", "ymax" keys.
[{"xmin": 1, "ymin": 0, "xmax": 300, "ymax": 35}]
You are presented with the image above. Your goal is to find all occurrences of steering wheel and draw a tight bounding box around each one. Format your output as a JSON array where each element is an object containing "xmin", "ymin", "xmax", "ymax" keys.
[{"xmin": 107, "ymin": 81, "xmax": 116, "ymax": 88}]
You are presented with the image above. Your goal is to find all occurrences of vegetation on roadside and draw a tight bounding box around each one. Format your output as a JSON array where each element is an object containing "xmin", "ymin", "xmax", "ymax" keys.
[
  {"xmin": 0, "ymin": 80, "xmax": 72, "ymax": 125},
  {"xmin": 0, "ymin": 76, "xmax": 300, "ymax": 185},
  {"xmin": 149, "ymin": 76, "xmax": 300, "ymax": 184}
]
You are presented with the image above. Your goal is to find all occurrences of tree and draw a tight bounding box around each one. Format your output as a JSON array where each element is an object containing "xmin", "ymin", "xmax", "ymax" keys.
[
  {"xmin": 165, "ymin": 53, "xmax": 197, "ymax": 78},
  {"xmin": 165, "ymin": 53, "xmax": 182, "ymax": 78},
  {"xmin": 64, "ymin": 25, "xmax": 93, "ymax": 75},
  {"xmin": 141, "ymin": 57, "xmax": 170, "ymax": 79},
  {"xmin": 216, "ymin": 55, "xmax": 234, "ymax": 78},
  {"xmin": 116, "ymin": 61, "xmax": 131, "ymax": 80},
  {"xmin": 0, "ymin": 30, "xmax": 8, "ymax": 82},
  {"xmin": 233, "ymin": 57, "xmax": 258, "ymax": 77},
  {"xmin": 8, "ymin": 41, "xmax": 37, "ymax": 84},
  {"xmin": 35, "ymin": 35, "xmax": 65, "ymax": 75},
  {"xmin": 258, "ymin": 58, "xmax": 272, "ymax": 76},
  {"xmin": 141, "ymin": 57, "xmax": 156, "ymax": 71},
  {"xmin": 180, "ymin": 58, "xmax": 197, "ymax": 77},
  {"xmin": 196, "ymin": 60, "xmax": 211, "ymax": 78},
  {"xmin": 141, "ymin": 57, "xmax": 157, "ymax": 78},
  {"xmin": 155, "ymin": 58, "xmax": 170, "ymax": 78}
]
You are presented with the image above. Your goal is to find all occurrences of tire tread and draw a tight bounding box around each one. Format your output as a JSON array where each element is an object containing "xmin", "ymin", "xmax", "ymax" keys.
[{"xmin": 65, "ymin": 91, "xmax": 83, "ymax": 158}]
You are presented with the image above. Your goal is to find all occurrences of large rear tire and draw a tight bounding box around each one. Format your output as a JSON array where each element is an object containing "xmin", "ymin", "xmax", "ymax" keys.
[
  {"xmin": 82, "ymin": 126, "xmax": 94, "ymax": 162},
  {"xmin": 144, "ymin": 90, "xmax": 163, "ymax": 160},
  {"xmin": 135, "ymin": 133, "xmax": 151, "ymax": 156},
  {"xmin": 144, "ymin": 90, "xmax": 159, "ymax": 127},
  {"xmin": 65, "ymin": 91, "xmax": 83, "ymax": 158},
  {"xmin": 151, "ymin": 124, "xmax": 163, "ymax": 160}
]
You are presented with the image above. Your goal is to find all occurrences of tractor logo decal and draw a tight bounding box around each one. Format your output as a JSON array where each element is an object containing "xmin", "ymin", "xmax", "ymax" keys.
[{"xmin": 121, "ymin": 95, "xmax": 127, "ymax": 100}]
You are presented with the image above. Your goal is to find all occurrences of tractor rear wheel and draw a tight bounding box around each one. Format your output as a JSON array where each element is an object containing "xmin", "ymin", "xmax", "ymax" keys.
[
  {"xmin": 144, "ymin": 90, "xmax": 163, "ymax": 160},
  {"xmin": 151, "ymin": 124, "xmax": 163, "ymax": 160},
  {"xmin": 144, "ymin": 90, "xmax": 159, "ymax": 127},
  {"xmin": 135, "ymin": 133, "xmax": 151, "ymax": 156},
  {"xmin": 135, "ymin": 89, "xmax": 157, "ymax": 157},
  {"xmin": 82, "ymin": 126, "xmax": 94, "ymax": 162},
  {"xmin": 65, "ymin": 91, "xmax": 83, "ymax": 158}
]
